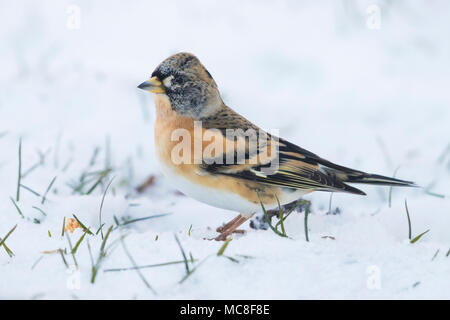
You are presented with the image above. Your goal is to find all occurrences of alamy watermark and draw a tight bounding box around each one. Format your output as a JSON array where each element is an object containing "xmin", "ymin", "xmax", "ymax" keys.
[
  {"xmin": 66, "ymin": 5, "xmax": 81, "ymax": 30},
  {"xmin": 366, "ymin": 4, "xmax": 381, "ymax": 30},
  {"xmin": 66, "ymin": 265, "xmax": 81, "ymax": 290},
  {"xmin": 366, "ymin": 265, "xmax": 381, "ymax": 290}
]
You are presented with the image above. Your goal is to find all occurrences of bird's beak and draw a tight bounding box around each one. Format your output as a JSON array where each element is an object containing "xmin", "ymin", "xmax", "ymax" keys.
[{"xmin": 137, "ymin": 76, "xmax": 164, "ymax": 93}]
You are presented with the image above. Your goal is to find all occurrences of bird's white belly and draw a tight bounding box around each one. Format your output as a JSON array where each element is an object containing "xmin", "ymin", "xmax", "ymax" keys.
[
  {"xmin": 157, "ymin": 160, "xmax": 261, "ymax": 215},
  {"xmin": 156, "ymin": 156, "xmax": 308, "ymax": 215}
]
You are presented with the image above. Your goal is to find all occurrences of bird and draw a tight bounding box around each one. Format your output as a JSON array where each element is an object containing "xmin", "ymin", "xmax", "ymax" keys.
[{"xmin": 138, "ymin": 52, "xmax": 415, "ymax": 241}]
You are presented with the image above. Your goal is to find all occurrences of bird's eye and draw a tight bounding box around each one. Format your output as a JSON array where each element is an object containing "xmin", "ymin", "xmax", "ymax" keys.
[
  {"xmin": 172, "ymin": 75, "xmax": 185, "ymax": 85},
  {"xmin": 162, "ymin": 75, "xmax": 174, "ymax": 87}
]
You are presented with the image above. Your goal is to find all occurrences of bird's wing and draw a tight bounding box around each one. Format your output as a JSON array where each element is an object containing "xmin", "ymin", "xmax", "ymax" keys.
[
  {"xmin": 200, "ymin": 106, "xmax": 414, "ymax": 193},
  {"xmin": 200, "ymin": 108, "xmax": 366, "ymax": 195},
  {"xmin": 200, "ymin": 136, "xmax": 365, "ymax": 195}
]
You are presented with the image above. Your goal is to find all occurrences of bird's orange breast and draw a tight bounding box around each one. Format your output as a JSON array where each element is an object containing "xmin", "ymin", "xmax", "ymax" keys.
[{"xmin": 153, "ymin": 94, "xmax": 281, "ymax": 208}]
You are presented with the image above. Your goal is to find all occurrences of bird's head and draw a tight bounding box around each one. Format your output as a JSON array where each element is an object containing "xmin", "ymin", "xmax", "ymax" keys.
[{"xmin": 138, "ymin": 52, "xmax": 222, "ymax": 118}]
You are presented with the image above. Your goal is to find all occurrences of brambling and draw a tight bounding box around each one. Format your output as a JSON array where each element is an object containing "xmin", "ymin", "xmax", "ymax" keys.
[{"xmin": 138, "ymin": 52, "xmax": 414, "ymax": 240}]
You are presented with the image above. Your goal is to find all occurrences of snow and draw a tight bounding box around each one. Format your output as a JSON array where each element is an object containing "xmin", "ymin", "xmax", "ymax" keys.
[{"xmin": 1, "ymin": 0, "xmax": 450, "ymax": 299}]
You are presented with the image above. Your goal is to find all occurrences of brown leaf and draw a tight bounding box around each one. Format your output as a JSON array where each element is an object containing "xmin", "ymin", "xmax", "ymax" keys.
[
  {"xmin": 136, "ymin": 175, "xmax": 156, "ymax": 193},
  {"xmin": 65, "ymin": 218, "xmax": 81, "ymax": 233}
]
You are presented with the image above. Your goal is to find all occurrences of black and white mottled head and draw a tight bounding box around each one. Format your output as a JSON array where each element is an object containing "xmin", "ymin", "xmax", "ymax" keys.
[{"xmin": 138, "ymin": 52, "xmax": 223, "ymax": 118}]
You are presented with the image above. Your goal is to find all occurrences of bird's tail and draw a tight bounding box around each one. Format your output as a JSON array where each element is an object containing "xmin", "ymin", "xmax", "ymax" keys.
[
  {"xmin": 342, "ymin": 173, "xmax": 416, "ymax": 187},
  {"xmin": 316, "ymin": 158, "xmax": 416, "ymax": 188}
]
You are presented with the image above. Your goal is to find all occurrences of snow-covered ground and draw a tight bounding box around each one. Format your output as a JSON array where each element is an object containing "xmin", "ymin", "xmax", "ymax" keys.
[{"xmin": 1, "ymin": 0, "xmax": 450, "ymax": 299}]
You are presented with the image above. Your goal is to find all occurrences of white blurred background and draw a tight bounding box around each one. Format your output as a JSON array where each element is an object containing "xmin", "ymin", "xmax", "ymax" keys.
[
  {"xmin": 2, "ymin": 1, "xmax": 449, "ymax": 185},
  {"xmin": 1, "ymin": 0, "xmax": 450, "ymax": 299}
]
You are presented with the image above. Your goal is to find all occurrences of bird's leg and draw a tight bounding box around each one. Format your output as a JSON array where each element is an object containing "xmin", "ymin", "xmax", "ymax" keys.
[
  {"xmin": 215, "ymin": 214, "xmax": 254, "ymax": 241},
  {"xmin": 216, "ymin": 215, "xmax": 243, "ymax": 233}
]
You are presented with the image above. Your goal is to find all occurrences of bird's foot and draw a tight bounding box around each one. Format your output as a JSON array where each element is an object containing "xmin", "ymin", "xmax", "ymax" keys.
[
  {"xmin": 214, "ymin": 232, "xmax": 230, "ymax": 241},
  {"xmin": 216, "ymin": 226, "xmax": 245, "ymax": 233},
  {"xmin": 214, "ymin": 228, "xmax": 245, "ymax": 241},
  {"xmin": 250, "ymin": 199, "xmax": 312, "ymax": 230}
]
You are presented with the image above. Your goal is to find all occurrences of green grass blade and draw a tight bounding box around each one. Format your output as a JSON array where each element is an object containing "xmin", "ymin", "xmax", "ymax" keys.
[
  {"xmin": 217, "ymin": 238, "xmax": 231, "ymax": 256},
  {"xmin": 41, "ymin": 176, "xmax": 57, "ymax": 205},
  {"xmin": 22, "ymin": 162, "xmax": 41, "ymax": 179},
  {"xmin": 275, "ymin": 200, "xmax": 300, "ymax": 229},
  {"xmin": 31, "ymin": 256, "xmax": 43, "ymax": 270},
  {"xmin": 96, "ymin": 224, "xmax": 105, "ymax": 235},
  {"xmin": 405, "ymin": 199, "xmax": 412, "ymax": 240},
  {"xmin": 174, "ymin": 234, "xmax": 190, "ymax": 274},
  {"xmin": 105, "ymin": 135, "xmax": 111, "ymax": 169},
  {"xmin": 86, "ymin": 168, "xmax": 112, "ymax": 195},
  {"xmin": 223, "ymin": 255, "xmax": 240, "ymax": 263},
  {"xmin": 10, "ymin": 197, "xmax": 24, "ymax": 218},
  {"xmin": 411, "ymin": 229, "xmax": 430, "ymax": 244},
  {"xmin": 59, "ymin": 249, "xmax": 69, "ymax": 268},
  {"xmin": 0, "ymin": 225, "xmax": 18, "ymax": 249},
  {"xmin": 424, "ymin": 189, "xmax": 446, "ymax": 198},
  {"xmin": 16, "ymin": 138, "xmax": 22, "ymax": 201},
  {"xmin": 99, "ymin": 225, "xmax": 113, "ymax": 253},
  {"xmin": 87, "ymin": 238, "xmax": 94, "ymax": 267},
  {"xmin": 32, "ymin": 206, "xmax": 47, "ymax": 216},
  {"xmin": 91, "ymin": 225, "xmax": 113, "ymax": 284},
  {"xmin": 61, "ymin": 217, "xmax": 66, "ymax": 237},
  {"xmin": 0, "ymin": 225, "xmax": 17, "ymax": 257},
  {"xmin": 89, "ymin": 147, "xmax": 100, "ymax": 166},
  {"xmin": 20, "ymin": 184, "xmax": 41, "ymax": 197},
  {"xmin": 304, "ymin": 203, "xmax": 310, "ymax": 242},
  {"xmin": 119, "ymin": 236, "xmax": 156, "ymax": 294},
  {"xmin": 179, "ymin": 256, "xmax": 210, "ymax": 284},
  {"xmin": 99, "ymin": 177, "xmax": 115, "ymax": 239},
  {"xmin": 65, "ymin": 233, "xmax": 78, "ymax": 268},
  {"xmin": 0, "ymin": 237, "xmax": 14, "ymax": 257},
  {"xmin": 120, "ymin": 213, "xmax": 171, "ymax": 226},
  {"xmin": 275, "ymin": 195, "xmax": 286, "ymax": 236},
  {"xmin": 431, "ymin": 249, "xmax": 440, "ymax": 261},
  {"xmin": 71, "ymin": 230, "xmax": 88, "ymax": 255},
  {"xmin": 257, "ymin": 192, "xmax": 286, "ymax": 238},
  {"xmin": 72, "ymin": 214, "xmax": 94, "ymax": 235},
  {"xmin": 388, "ymin": 166, "xmax": 401, "ymax": 208},
  {"xmin": 113, "ymin": 215, "xmax": 120, "ymax": 227},
  {"xmin": 104, "ymin": 260, "xmax": 197, "ymax": 272}
]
